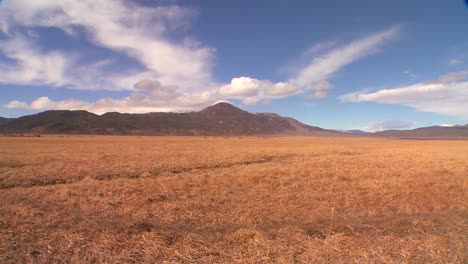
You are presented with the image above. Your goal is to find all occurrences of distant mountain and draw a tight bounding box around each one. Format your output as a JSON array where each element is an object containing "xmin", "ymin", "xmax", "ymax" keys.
[
  {"xmin": 344, "ymin": 129, "xmax": 370, "ymax": 135},
  {"xmin": 0, "ymin": 117, "xmax": 15, "ymax": 126},
  {"xmin": 2, "ymin": 104, "xmax": 466, "ymax": 138},
  {"xmin": 0, "ymin": 102, "xmax": 347, "ymax": 136},
  {"xmin": 373, "ymin": 125, "xmax": 468, "ymax": 138}
]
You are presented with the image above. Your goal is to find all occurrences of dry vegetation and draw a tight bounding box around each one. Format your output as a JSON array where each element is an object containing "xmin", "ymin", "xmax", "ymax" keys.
[{"xmin": 0, "ymin": 136, "xmax": 466, "ymax": 263}]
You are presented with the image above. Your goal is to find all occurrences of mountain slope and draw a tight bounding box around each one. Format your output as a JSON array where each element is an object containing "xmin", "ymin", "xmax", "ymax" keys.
[
  {"xmin": 0, "ymin": 110, "xmax": 104, "ymax": 134},
  {"xmin": 0, "ymin": 117, "xmax": 14, "ymax": 126},
  {"xmin": 373, "ymin": 125, "xmax": 468, "ymax": 138},
  {"xmin": 0, "ymin": 102, "xmax": 346, "ymax": 136},
  {"xmin": 344, "ymin": 130, "xmax": 370, "ymax": 135}
]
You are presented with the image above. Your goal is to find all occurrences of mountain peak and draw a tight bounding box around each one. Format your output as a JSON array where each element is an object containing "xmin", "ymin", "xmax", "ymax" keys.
[
  {"xmin": 0, "ymin": 103, "xmax": 349, "ymax": 137},
  {"xmin": 200, "ymin": 102, "xmax": 246, "ymax": 114}
]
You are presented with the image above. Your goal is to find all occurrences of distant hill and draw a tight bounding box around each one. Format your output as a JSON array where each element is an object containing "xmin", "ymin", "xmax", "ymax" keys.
[
  {"xmin": 344, "ymin": 129, "xmax": 370, "ymax": 135},
  {"xmin": 0, "ymin": 117, "xmax": 14, "ymax": 126},
  {"xmin": 0, "ymin": 102, "xmax": 347, "ymax": 136},
  {"xmin": 372, "ymin": 125, "xmax": 468, "ymax": 138},
  {"xmin": 2, "ymin": 104, "xmax": 467, "ymax": 138}
]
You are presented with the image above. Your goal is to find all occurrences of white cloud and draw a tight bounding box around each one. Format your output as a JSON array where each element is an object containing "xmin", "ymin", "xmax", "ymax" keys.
[
  {"xmin": 0, "ymin": 0, "xmax": 214, "ymax": 91},
  {"xmin": 438, "ymin": 70, "xmax": 468, "ymax": 83},
  {"xmin": 265, "ymin": 82, "xmax": 296, "ymax": 96},
  {"xmin": 340, "ymin": 71, "xmax": 468, "ymax": 119},
  {"xmin": 0, "ymin": 35, "xmax": 70, "ymax": 87},
  {"xmin": 3, "ymin": 87, "xmax": 221, "ymax": 115},
  {"xmin": 307, "ymin": 90, "xmax": 329, "ymax": 99},
  {"xmin": 241, "ymin": 97, "xmax": 262, "ymax": 106},
  {"xmin": 403, "ymin": 70, "xmax": 416, "ymax": 78},
  {"xmin": 4, "ymin": 96, "xmax": 90, "ymax": 111},
  {"xmin": 31, "ymin": 97, "xmax": 90, "ymax": 110},
  {"xmin": 0, "ymin": 35, "xmax": 136, "ymax": 91},
  {"xmin": 0, "ymin": 0, "xmax": 401, "ymax": 113},
  {"xmin": 304, "ymin": 80, "xmax": 334, "ymax": 92},
  {"xmin": 449, "ymin": 58, "xmax": 463, "ymax": 66},
  {"xmin": 304, "ymin": 80, "xmax": 334, "ymax": 98},
  {"xmin": 218, "ymin": 26, "xmax": 400, "ymax": 104},
  {"xmin": 361, "ymin": 120, "xmax": 415, "ymax": 132},
  {"xmin": 290, "ymin": 25, "xmax": 401, "ymax": 89},
  {"xmin": 4, "ymin": 100, "xmax": 28, "ymax": 109},
  {"xmin": 205, "ymin": 77, "xmax": 298, "ymax": 105},
  {"xmin": 219, "ymin": 77, "xmax": 262, "ymax": 97},
  {"xmin": 302, "ymin": 41, "xmax": 336, "ymax": 57}
]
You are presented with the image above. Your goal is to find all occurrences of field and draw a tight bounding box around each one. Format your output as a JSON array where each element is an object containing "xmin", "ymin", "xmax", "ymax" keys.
[{"xmin": 0, "ymin": 136, "xmax": 466, "ymax": 263}]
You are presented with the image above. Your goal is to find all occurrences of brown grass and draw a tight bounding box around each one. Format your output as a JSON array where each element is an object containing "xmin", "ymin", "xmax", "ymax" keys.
[{"xmin": 0, "ymin": 136, "xmax": 466, "ymax": 263}]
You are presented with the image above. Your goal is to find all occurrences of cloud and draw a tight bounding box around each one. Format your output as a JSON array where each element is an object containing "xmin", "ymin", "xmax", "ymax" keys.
[
  {"xmin": 304, "ymin": 80, "xmax": 334, "ymax": 98},
  {"xmin": 307, "ymin": 90, "xmax": 329, "ymax": 99},
  {"xmin": 4, "ymin": 100, "xmax": 29, "ymax": 109},
  {"xmin": 361, "ymin": 120, "xmax": 415, "ymax": 132},
  {"xmin": 304, "ymin": 80, "xmax": 334, "ymax": 92},
  {"xmin": 264, "ymin": 82, "xmax": 297, "ymax": 96},
  {"xmin": 449, "ymin": 58, "xmax": 463, "ymax": 66},
  {"xmin": 4, "ymin": 96, "xmax": 90, "ymax": 111},
  {"xmin": 290, "ymin": 25, "xmax": 401, "ymax": 89},
  {"xmin": 302, "ymin": 41, "xmax": 336, "ymax": 57},
  {"xmin": 218, "ymin": 26, "xmax": 400, "ymax": 105},
  {"xmin": 438, "ymin": 70, "xmax": 468, "ymax": 83},
  {"xmin": 3, "ymin": 86, "xmax": 221, "ymax": 115},
  {"xmin": 0, "ymin": 35, "xmax": 137, "ymax": 91},
  {"xmin": 133, "ymin": 79, "xmax": 180, "ymax": 101},
  {"xmin": 0, "ymin": 0, "xmax": 401, "ymax": 113},
  {"xmin": 403, "ymin": 70, "xmax": 416, "ymax": 78},
  {"xmin": 219, "ymin": 77, "xmax": 262, "ymax": 97},
  {"xmin": 0, "ymin": 35, "xmax": 70, "ymax": 87},
  {"xmin": 340, "ymin": 71, "xmax": 468, "ymax": 119},
  {"xmin": 0, "ymin": 0, "xmax": 214, "ymax": 91}
]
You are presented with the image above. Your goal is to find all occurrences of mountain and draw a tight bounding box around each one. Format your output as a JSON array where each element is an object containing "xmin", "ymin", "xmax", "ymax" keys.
[
  {"xmin": 0, "ymin": 102, "xmax": 347, "ymax": 136},
  {"xmin": 0, "ymin": 117, "xmax": 14, "ymax": 126},
  {"xmin": 0, "ymin": 110, "xmax": 105, "ymax": 134},
  {"xmin": 373, "ymin": 125, "xmax": 468, "ymax": 138},
  {"xmin": 344, "ymin": 129, "xmax": 370, "ymax": 135},
  {"xmin": 2, "ymin": 104, "xmax": 466, "ymax": 138}
]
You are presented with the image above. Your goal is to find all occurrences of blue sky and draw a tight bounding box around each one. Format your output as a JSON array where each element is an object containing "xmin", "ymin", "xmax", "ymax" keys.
[{"xmin": 0, "ymin": 0, "xmax": 467, "ymax": 131}]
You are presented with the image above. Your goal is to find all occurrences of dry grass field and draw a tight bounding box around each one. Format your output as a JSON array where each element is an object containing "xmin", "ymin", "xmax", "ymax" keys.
[{"xmin": 0, "ymin": 136, "xmax": 466, "ymax": 263}]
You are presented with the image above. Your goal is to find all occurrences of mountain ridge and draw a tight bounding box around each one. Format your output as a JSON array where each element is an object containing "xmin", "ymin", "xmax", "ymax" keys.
[
  {"xmin": 0, "ymin": 103, "xmax": 467, "ymax": 138},
  {"xmin": 372, "ymin": 125, "xmax": 468, "ymax": 138},
  {"xmin": 0, "ymin": 117, "xmax": 14, "ymax": 126},
  {"xmin": 0, "ymin": 102, "xmax": 347, "ymax": 136}
]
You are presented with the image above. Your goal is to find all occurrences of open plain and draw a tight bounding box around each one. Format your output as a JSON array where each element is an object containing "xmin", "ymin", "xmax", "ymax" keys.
[{"xmin": 0, "ymin": 136, "xmax": 466, "ymax": 263}]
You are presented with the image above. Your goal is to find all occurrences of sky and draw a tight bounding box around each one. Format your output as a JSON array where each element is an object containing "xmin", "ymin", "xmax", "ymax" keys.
[{"xmin": 0, "ymin": 0, "xmax": 467, "ymax": 132}]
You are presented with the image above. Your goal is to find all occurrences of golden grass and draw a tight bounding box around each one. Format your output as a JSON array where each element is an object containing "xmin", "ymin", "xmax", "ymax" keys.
[{"xmin": 0, "ymin": 136, "xmax": 466, "ymax": 263}]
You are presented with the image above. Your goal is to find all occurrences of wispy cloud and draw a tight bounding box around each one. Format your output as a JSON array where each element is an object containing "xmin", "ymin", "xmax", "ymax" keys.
[
  {"xmin": 220, "ymin": 26, "xmax": 401, "ymax": 105},
  {"xmin": 438, "ymin": 70, "xmax": 468, "ymax": 83},
  {"xmin": 360, "ymin": 120, "xmax": 415, "ymax": 132},
  {"xmin": 449, "ymin": 58, "xmax": 463, "ymax": 66},
  {"xmin": 403, "ymin": 70, "xmax": 416, "ymax": 78},
  {"xmin": 4, "ymin": 80, "xmax": 220, "ymax": 114},
  {"xmin": 291, "ymin": 26, "xmax": 401, "ymax": 89},
  {"xmin": 0, "ymin": 34, "xmax": 141, "ymax": 91},
  {"xmin": 0, "ymin": 0, "xmax": 401, "ymax": 113},
  {"xmin": 0, "ymin": 0, "xmax": 213, "ymax": 91},
  {"xmin": 0, "ymin": 35, "xmax": 71, "ymax": 87},
  {"xmin": 340, "ymin": 70, "xmax": 468, "ymax": 119}
]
